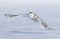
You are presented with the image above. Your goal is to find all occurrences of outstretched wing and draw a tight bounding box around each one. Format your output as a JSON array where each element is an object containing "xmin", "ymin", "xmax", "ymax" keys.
[
  {"xmin": 4, "ymin": 14, "xmax": 29, "ymax": 17},
  {"xmin": 4, "ymin": 14, "xmax": 18, "ymax": 17},
  {"xmin": 35, "ymin": 15, "xmax": 54, "ymax": 30}
]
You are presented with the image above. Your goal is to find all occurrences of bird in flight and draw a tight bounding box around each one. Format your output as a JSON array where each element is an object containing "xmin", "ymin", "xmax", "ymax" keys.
[{"xmin": 4, "ymin": 12, "xmax": 54, "ymax": 30}]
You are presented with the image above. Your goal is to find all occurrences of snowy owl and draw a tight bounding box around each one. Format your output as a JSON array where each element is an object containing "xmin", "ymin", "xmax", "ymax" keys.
[{"xmin": 4, "ymin": 12, "xmax": 54, "ymax": 30}]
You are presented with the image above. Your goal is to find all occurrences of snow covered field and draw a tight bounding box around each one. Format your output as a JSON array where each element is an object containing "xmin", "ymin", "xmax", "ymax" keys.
[{"xmin": 0, "ymin": 0, "xmax": 60, "ymax": 39}]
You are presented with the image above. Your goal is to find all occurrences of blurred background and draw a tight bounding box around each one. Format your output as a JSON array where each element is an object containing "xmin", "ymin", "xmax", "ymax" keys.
[{"xmin": 0, "ymin": 0, "xmax": 60, "ymax": 39}]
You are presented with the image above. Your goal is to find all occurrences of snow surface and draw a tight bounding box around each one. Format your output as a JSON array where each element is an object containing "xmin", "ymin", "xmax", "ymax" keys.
[{"xmin": 0, "ymin": 0, "xmax": 60, "ymax": 39}]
